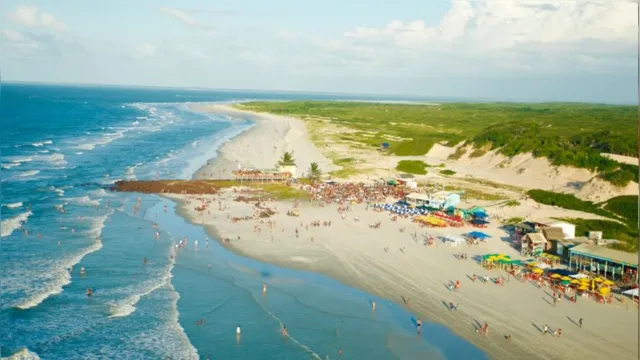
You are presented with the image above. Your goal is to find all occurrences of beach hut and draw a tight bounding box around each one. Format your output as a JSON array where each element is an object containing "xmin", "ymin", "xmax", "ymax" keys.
[
  {"xmin": 568, "ymin": 244, "xmax": 638, "ymax": 281},
  {"xmin": 520, "ymin": 233, "xmax": 547, "ymax": 257}
]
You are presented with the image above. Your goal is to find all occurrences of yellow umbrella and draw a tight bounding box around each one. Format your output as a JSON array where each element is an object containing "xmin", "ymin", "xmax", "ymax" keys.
[
  {"xmin": 577, "ymin": 285, "xmax": 588, "ymax": 291},
  {"xmin": 599, "ymin": 287, "xmax": 610, "ymax": 295},
  {"xmin": 561, "ymin": 276, "xmax": 572, "ymax": 281},
  {"xmin": 532, "ymin": 268, "xmax": 544, "ymax": 274},
  {"xmin": 594, "ymin": 277, "xmax": 603, "ymax": 282},
  {"xmin": 603, "ymin": 280, "xmax": 615, "ymax": 286},
  {"xmin": 570, "ymin": 279, "xmax": 580, "ymax": 284},
  {"xmin": 551, "ymin": 274, "xmax": 562, "ymax": 279},
  {"xmin": 527, "ymin": 262, "xmax": 537, "ymax": 268}
]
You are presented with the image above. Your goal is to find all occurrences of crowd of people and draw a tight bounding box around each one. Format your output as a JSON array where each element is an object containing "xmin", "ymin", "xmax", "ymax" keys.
[{"xmin": 305, "ymin": 183, "xmax": 407, "ymax": 204}]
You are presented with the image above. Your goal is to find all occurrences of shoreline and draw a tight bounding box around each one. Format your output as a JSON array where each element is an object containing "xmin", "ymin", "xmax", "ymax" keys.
[{"xmin": 173, "ymin": 104, "xmax": 639, "ymax": 360}]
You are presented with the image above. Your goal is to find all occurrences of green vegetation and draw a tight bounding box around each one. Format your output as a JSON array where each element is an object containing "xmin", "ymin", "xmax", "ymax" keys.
[
  {"xmin": 277, "ymin": 151, "xmax": 296, "ymax": 167},
  {"xmin": 504, "ymin": 200, "xmax": 520, "ymax": 207},
  {"xmin": 554, "ymin": 217, "xmax": 638, "ymax": 252},
  {"xmin": 526, "ymin": 190, "xmax": 613, "ymax": 218},
  {"xmin": 504, "ymin": 217, "xmax": 525, "ymax": 224},
  {"xmin": 447, "ymin": 186, "xmax": 508, "ymax": 201},
  {"xmin": 333, "ymin": 157, "xmax": 355, "ymax": 165},
  {"xmin": 469, "ymin": 148, "xmax": 487, "ymax": 158},
  {"xmin": 528, "ymin": 189, "xmax": 638, "ymax": 251},
  {"xmin": 308, "ymin": 162, "xmax": 322, "ymax": 182},
  {"xmin": 238, "ymin": 101, "xmax": 637, "ymax": 186},
  {"xmin": 604, "ymin": 195, "xmax": 639, "ymax": 226},
  {"xmin": 440, "ymin": 169, "xmax": 457, "ymax": 176},
  {"xmin": 448, "ymin": 147, "xmax": 466, "ymax": 160},
  {"xmin": 396, "ymin": 160, "xmax": 428, "ymax": 175}
]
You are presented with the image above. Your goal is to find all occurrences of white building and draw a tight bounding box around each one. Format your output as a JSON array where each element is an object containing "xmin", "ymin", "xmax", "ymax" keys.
[
  {"xmin": 548, "ymin": 221, "xmax": 576, "ymax": 239},
  {"xmin": 278, "ymin": 165, "xmax": 297, "ymax": 178}
]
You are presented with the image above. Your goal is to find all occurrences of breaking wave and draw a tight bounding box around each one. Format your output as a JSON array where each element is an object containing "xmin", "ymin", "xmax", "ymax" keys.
[{"xmin": 1, "ymin": 211, "xmax": 33, "ymax": 238}]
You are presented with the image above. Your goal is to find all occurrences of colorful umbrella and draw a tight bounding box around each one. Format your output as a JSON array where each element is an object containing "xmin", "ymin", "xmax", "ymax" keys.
[
  {"xmin": 570, "ymin": 279, "xmax": 580, "ymax": 284},
  {"xmin": 532, "ymin": 268, "xmax": 544, "ymax": 274},
  {"xmin": 599, "ymin": 287, "xmax": 610, "ymax": 295},
  {"xmin": 577, "ymin": 285, "xmax": 588, "ymax": 291},
  {"xmin": 560, "ymin": 280, "xmax": 571, "ymax": 286},
  {"xmin": 603, "ymin": 280, "xmax": 615, "ymax": 286},
  {"xmin": 551, "ymin": 274, "xmax": 562, "ymax": 279},
  {"xmin": 561, "ymin": 276, "xmax": 572, "ymax": 281},
  {"xmin": 594, "ymin": 277, "xmax": 603, "ymax": 282}
]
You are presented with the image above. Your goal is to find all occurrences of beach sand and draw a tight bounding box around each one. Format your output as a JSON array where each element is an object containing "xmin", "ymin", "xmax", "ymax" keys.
[{"xmin": 172, "ymin": 104, "xmax": 639, "ymax": 360}]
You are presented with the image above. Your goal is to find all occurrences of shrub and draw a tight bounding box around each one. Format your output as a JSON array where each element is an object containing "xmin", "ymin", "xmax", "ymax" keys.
[
  {"xmin": 396, "ymin": 160, "xmax": 428, "ymax": 175},
  {"xmin": 504, "ymin": 200, "xmax": 520, "ymax": 207},
  {"xmin": 440, "ymin": 169, "xmax": 457, "ymax": 176}
]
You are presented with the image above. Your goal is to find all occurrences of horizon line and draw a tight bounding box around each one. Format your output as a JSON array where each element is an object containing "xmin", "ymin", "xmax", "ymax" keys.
[{"xmin": 1, "ymin": 80, "xmax": 635, "ymax": 106}]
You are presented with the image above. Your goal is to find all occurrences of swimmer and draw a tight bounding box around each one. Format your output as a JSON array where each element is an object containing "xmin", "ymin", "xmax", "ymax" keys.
[
  {"xmin": 208, "ymin": 264, "xmax": 212, "ymax": 270},
  {"xmin": 143, "ymin": 257, "xmax": 148, "ymax": 265},
  {"xmin": 372, "ymin": 301, "xmax": 376, "ymax": 311},
  {"xmin": 236, "ymin": 325, "xmax": 241, "ymax": 335},
  {"xmin": 205, "ymin": 239, "xmax": 209, "ymax": 248},
  {"xmin": 58, "ymin": 241, "xmax": 61, "ymax": 246},
  {"xmin": 87, "ymin": 288, "xmax": 93, "ymax": 298},
  {"xmin": 416, "ymin": 318, "xmax": 422, "ymax": 335},
  {"xmin": 80, "ymin": 267, "xmax": 86, "ymax": 275},
  {"xmin": 263, "ymin": 283, "xmax": 267, "ymax": 294},
  {"xmin": 281, "ymin": 326, "xmax": 289, "ymax": 337}
]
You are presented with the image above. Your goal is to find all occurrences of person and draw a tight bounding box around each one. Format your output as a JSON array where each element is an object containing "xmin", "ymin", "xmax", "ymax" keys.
[
  {"xmin": 236, "ymin": 325, "xmax": 241, "ymax": 335},
  {"xmin": 506, "ymin": 334, "xmax": 512, "ymax": 342},
  {"xmin": 87, "ymin": 288, "xmax": 93, "ymax": 298},
  {"xmin": 338, "ymin": 348, "xmax": 343, "ymax": 356},
  {"xmin": 281, "ymin": 326, "xmax": 289, "ymax": 337},
  {"xmin": 371, "ymin": 301, "xmax": 376, "ymax": 311},
  {"xmin": 263, "ymin": 283, "xmax": 267, "ymax": 294},
  {"xmin": 578, "ymin": 318, "xmax": 583, "ymax": 328},
  {"xmin": 143, "ymin": 257, "xmax": 148, "ymax": 265},
  {"xmin": 80, "ymin": 267, "xmax": 86, "ymax": 276},
  {"xmin": 543, "ymin": 324, "xmax": 548, "ymax": 335},
  {"xmin": 416, "ymin": 318, "xmax": 422, "ymax": 335}
]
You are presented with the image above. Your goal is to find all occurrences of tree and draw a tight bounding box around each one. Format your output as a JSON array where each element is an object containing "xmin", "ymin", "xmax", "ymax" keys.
[
  {"xmin": 308, "ymin": 162, "xmax": 322, "ymax": 181},
  {"xmin": 277, "ymin": 151, "xmax": 296, "ymax": 167}
]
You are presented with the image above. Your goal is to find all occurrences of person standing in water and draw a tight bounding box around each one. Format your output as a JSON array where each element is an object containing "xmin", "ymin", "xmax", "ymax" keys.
[
  {"xmin": 371, "ymin": 301, "xmax": 376, "ymax": 311},
  {"xmin": 262, "ymin": 283, "xmax": 267, "ymax": 295},
  {"xmin": 236, "ymin": 325, "xmax": 241, "ymax": 335},
  {"xmin": 281, "ymin": 325, "xmax": 288, "ymax": 337},
  {"xmin": 416, "ymin": 318, "xmax": 422, "ymax": 335},
  {"xmin": 87, "ymin": 288, "xmax": 93, "ymax": 298}
]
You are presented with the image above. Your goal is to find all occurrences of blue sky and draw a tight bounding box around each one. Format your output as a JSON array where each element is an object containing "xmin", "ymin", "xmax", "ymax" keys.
[{"xmin": 0, "ymin": 0, "xmax": 637, "ymax": 103}]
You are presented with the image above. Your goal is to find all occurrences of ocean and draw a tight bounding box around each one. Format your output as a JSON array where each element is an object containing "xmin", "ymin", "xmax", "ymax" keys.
[{"xmin": 0, "ymin": 83, "xmax": 487, "ymax": 359}]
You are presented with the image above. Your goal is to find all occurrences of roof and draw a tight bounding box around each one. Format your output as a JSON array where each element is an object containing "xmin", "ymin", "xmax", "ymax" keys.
[
  {"xmin": 523, "ymin": 232, "xmax": 547, "ymax": 244},
  {"xmin": 514, "ymin": 222, "xmax": 535, "ymax": 232},
  {"xmin": 406, "ymin": 193, "xmax": 431, "ymax": 201},
  {"xmin": 549, "ymin": 221, "xmax": 574, "ymax": 228},
  {"xmin": 569, "ymin": 244, "xmax": 638, "ymax": 267},
  {"xmin": 543, "ymin": 227, "xmax": 566, "ymax": 241}
]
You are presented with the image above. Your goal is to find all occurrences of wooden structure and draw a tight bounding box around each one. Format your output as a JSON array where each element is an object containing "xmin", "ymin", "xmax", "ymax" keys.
[
  {"xmin": 521, "ymin": 232, "xmax": 548, "ymax": 257},
  {"xmin": 568, "ymin": 244, "xmax": 638, "ymax": 281}
]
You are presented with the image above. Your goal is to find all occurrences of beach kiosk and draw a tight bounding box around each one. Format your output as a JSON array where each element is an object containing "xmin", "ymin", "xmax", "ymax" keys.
[
  {"xmin": 521, "ymin": 233, "xmax": 548, "ymax": 257},
  {"xmin": 568, "ymin": 244, "xmax": 638, "ymax": 281}
]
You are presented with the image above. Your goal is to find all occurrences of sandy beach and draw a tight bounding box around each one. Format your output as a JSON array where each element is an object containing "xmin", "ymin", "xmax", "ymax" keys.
[{"xmin": 173, "ymin": 104, "xmax": 639, "ymax": 360}]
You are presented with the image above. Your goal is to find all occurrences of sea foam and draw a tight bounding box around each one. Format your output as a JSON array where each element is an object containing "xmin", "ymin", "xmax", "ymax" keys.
[
  {"xmin": 3, "ymin": 202, "xmax": 23, "ymax": 209},
  {"xmin": 3, "ymin": 347, "xmax": 41, "ymax": 360},
  {"xmin": 13, "ymin": 213, "xmax": 111, "ymax": 310},
  {"xmin": 1, "ymin": 211, "xmax": 32, "ymax": 238},
  {"xmin": 64, "ymin": 196, "xmax": 101, "ymax": 207}
]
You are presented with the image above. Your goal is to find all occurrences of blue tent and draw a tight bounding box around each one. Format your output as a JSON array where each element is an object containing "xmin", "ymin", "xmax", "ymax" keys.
[
  {"xmin": 471, "ymin": 219, "xmax": 489, "ymax": 225},
  {"xmin": 466, "ymin": 231, "xmax": 491, "ymax": 239},
  {"xmin": 472, "ymin": 212, "xmax": 488, "ymax": 218}
]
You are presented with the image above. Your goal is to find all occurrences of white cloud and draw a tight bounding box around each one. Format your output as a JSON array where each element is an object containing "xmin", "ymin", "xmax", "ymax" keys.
[
  {"xmin": 159, "ymin": 7, "xmax": 216, "ymax": 34},
  {"xmin": 9, "ymin": 5, "xmax": 66, "ymax": 31},
  {"xmin": 137, "ymin": 43, "xmax": 157, "ymax": 57},
  {"xmin": 2, "ymin": 29, "xmax": 26, "ymax": 42}
]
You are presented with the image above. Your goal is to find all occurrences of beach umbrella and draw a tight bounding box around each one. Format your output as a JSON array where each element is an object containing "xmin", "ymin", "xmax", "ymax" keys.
[
  {"xmin": 603, "ymin": 280, "xmax": 615, "ymax": 286},
  {"xmin": 532, "ymin": 268, "xmax": 544, "ymax": 274},
  {"xmin": 599, "ymin": 287, "xmax": 610, "ymax": 295},
  {"xmin": 561, "ymin": 276, "xmax": 572, "ymax": 281},
  {"xmin": 551, "ymin": 274, "xmax": 562, "ymax": 279},
  {"xmin": 570, "ymin": 279, "xmax": 580, "ymax": 284},
  {"xmin": 527, "ymin": 262, "xmax": 538, "ymax": 268},
  {"xmin": 560, "ymin": 280, "xmax": 571, "ymax": 286},
  {"xmin": 594, "ymin": 277, "xmax": 603, "ymax": 282},
  {"xmin": 577, "ymin": 285, "xmax": 589, "ymax": 291}
]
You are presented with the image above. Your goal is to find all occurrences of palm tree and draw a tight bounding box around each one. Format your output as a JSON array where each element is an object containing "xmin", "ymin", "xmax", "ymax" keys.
[
  {"xmin": 277, "ymin": 151, "xmax": 296, "ymax": 167},
  {"xmin": 308, "ymin": 162, "xmax": 322, "ymax": 181}
]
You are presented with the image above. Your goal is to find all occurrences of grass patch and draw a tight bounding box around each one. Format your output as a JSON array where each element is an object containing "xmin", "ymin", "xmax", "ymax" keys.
[
  {"xmin": 448, "ymin": 147, "xmax": 467, "ymax": 160},
  {"xmin": 469, "ymin": 148, "xmax": 488, "ymax": 158},
  {"xmin": 238, "ymin": 101, "xmax": 637, "ymax": 186},
  {"xmin": 255, "ymin": 183, "xmax": 309, "ymax": 200},
  {"xmin": 440, "ymin": 169, "xmax": 457, "ymax": 176},
  {"xmin": 504, "ymin": 217, "xmax": 525, "ymax": 224},
  {"xmin": 396, "ymin": 160, "xmax": 428, "ymax": 175},
  {"xmin": 603, "ymin": 195, "xmax": 638, "ymax": 226},
  {"xmin": 504, "ymin": 200, "xmax": 521, "ymax": 207},
  {"xmin": 527, "ymin": 190, "xmax": 614, "ymax": 219},
  {"xmin": 447, "ymin": 186, "xmax": 508, "ymax": 201},
  {"xmin": 333, "ymin": 157, "xmax": 356, "ymax": 165}
]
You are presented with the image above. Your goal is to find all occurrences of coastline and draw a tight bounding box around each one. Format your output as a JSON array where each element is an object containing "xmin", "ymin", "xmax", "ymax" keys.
[{"xmin": 175, "ymin": 104, "xmax": 639, "ymax": 360}]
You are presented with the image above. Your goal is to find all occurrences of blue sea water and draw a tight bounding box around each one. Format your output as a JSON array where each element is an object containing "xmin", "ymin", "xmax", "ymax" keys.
[{"xmin": 0, "ymin": 83, "xmax": 487, "ymax": 360}]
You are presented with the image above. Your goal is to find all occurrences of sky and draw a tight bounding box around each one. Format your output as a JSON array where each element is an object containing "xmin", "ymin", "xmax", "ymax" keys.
[{"xmin": 0, "ymin": 0, "xmax": 637, "ymax": 103}]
